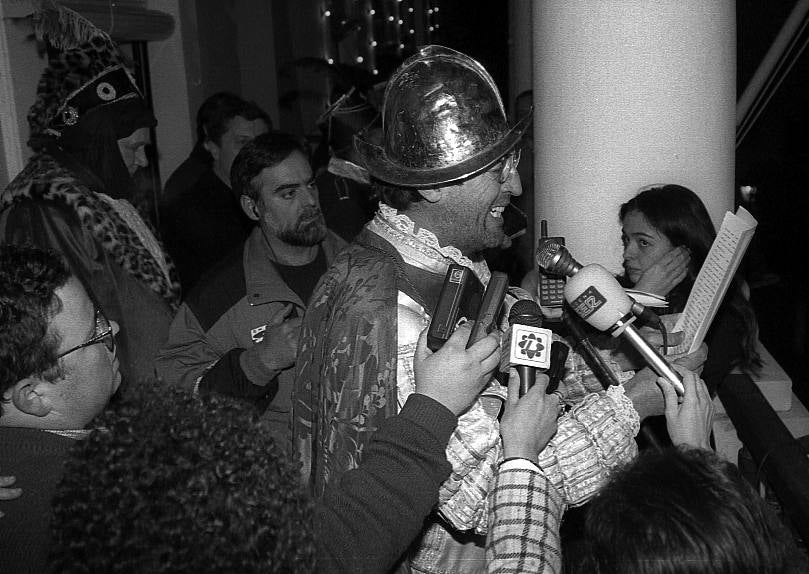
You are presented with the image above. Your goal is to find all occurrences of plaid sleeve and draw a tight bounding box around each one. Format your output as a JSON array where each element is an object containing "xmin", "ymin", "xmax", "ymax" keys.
[{"xmin": 486, "ymin": 465, "xmax": 564, "ymax": 574}]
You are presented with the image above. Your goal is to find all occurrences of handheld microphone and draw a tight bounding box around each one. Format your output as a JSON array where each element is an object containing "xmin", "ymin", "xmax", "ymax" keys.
[
  {"xmin": 500, "ymin": 299, "xmax": 553, "ymax": 396},
  {"xmin": 564, "ymin": 264, "xmax": 684, "ymax": 396},
  {"xmin": 545, "ymin": 341, "xmax": 570, "ymax": 394},
  {"xmin": 536, "ymin": 242, "xmax": 662, "ymax": 328},
  {"xmin": 561, "ymin": 308, "xmax": 620, "ymax": 390},
  {"xmin": 536, "ymin": 239, "xmax": 582, "ymax": 277}
]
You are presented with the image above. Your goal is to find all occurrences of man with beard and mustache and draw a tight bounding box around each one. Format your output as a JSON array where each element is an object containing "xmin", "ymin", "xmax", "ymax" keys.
[{"xmin": 156, "ymin": 132, "xmax": 346, "ymax": 439}]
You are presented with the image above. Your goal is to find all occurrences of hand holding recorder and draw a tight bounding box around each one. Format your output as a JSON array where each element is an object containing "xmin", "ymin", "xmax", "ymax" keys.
[{"xmin": 414, "ymin": 322, "xmax": 501, "ymax": 416}]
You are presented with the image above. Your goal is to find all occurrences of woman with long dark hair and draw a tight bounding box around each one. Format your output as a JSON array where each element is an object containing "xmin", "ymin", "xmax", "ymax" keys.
[{"xmin": 619, "ymin": 184, "xmax": 760, "ymax": 394}]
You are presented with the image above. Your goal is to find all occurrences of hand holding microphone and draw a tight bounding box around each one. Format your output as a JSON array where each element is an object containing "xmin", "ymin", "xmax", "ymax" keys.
[
  {"xmin": 500, "ymin": 368, "xmax": 560, "ymax": 460},
  {"xmin": 563, "ymin": 264, "xmax": 685, "ymax": 396},
  {"xmin": 656, "ymin": 365, "xmax": 714, "ymax": 449},
  {"xmin": 500, "ymin": 299, "xmax": 553, "ymax": 396}
]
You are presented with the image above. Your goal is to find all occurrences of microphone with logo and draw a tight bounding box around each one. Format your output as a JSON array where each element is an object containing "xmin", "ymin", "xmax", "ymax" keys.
[
  {"xmin": 564, "ymin": 264, "xmax": 685, "ymax": 396},
  {"xmin": 500, "ymin": 299, "xmax": 553, "ymax": 396},
  {"xmin": 536, "ymin": 242, "xmax": 662, "ymax": 329}
]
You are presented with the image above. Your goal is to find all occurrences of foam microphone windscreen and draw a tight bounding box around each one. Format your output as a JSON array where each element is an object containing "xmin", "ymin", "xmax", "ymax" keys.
[{"xmin": 563, "ymin": 264, "xmax": 633, "ymax": 332}]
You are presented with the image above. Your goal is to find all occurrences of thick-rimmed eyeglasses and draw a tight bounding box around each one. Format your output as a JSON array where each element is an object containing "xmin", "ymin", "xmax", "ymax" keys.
[
  {"xmin": 56, "ymin": 308, "xmax": 115, "ymax": 359},
  {"xmin": 495, "ymin": 149, "xmax": 521, "ymax": 184}
]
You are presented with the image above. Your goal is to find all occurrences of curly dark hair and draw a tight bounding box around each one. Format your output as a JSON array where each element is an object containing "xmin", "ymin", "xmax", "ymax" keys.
[
  {"xmin": 50, "ymin": 382, "xmax": 316, "ymax": 573},
  {"xmin": 0, "ymin": 245, "xmax": 69, "ymax": 417},
  {"xmin": 578, "ymin": 447, "xmax": 804, "ymax": 574}
]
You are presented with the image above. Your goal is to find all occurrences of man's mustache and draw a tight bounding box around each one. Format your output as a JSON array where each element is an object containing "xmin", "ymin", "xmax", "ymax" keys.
[{"xmin": 298, "ymin": 208, "xmax": 324, "ymax": 224}]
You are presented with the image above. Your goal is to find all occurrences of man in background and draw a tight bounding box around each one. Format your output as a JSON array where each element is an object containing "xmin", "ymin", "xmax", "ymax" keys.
[
  {"xmin": 156, "ymin": 132, "xmax": 345, "ymax": 440},
  {"xmin": 160, "ymin": 92, "xmax": 272, "ymax": 293}
]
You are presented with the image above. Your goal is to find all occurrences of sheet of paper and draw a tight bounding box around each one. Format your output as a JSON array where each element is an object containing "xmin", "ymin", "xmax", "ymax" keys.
[
  {"xmin": 625, "ymin": 288, "xmax": 668, "ymax": 308},
  {"xmin": 671, "ymin": 207, "xmax": 757, "ymax": 354}
]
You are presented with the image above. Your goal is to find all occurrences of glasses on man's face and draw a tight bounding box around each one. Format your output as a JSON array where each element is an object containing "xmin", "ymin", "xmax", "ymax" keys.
[
  {"xmin": 494, "ymin": 149, "xmax": 521, "ymax": 184},
  {"xmin": 56, "ymin": 308, "xmax": 115, "ymax": 360}
]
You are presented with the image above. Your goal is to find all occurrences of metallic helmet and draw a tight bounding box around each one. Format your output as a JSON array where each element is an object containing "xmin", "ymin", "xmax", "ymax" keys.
[{"xmin": 354, "ymin": 45, "xmax": 532, "ymax": 188}]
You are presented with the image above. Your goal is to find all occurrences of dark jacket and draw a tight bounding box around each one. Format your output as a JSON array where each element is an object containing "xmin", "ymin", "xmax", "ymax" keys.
[
  {"xmin": 315, "ymin": 394, "xmax": 456, "ymax": 573},
  {"xmin": 160, "ymin": 152, "xmax": 255, "ymax": 294},
  {"xmin": 0, "ymin": 428, "xmax": 78, "ymax": 574},
  {"xmin": 155, "ymin": 225, "xmax": 346, "ymax": 439}
]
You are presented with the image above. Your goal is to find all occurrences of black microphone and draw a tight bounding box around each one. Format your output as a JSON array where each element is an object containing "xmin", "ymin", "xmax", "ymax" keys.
[
  {"xmin": 500, "ymin": 299, "xmax": 552, "ymax": 396},
  {"xmin": 561, "ymin": 307, "xmax": 620, "ymax": 390},
  {"xmin": 564, "ymin": 264, "xmax": 684, "ymax": 396},
  {"xmin": 545, "ymin": 340, "xmax": 570, "ymax": 394},
  {"xmin": 536, "ymin": 242, "xmax": 662, "ymax": 329}
]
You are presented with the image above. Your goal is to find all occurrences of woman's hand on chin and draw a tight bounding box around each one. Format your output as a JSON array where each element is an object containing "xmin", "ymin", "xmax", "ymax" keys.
[{"xmin": 634, "ymin": 246, "xmax": 691, "ymax": 297}]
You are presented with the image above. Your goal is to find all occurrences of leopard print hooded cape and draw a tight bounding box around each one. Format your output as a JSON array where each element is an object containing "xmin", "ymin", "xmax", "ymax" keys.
[{"xmin": 1, "ymin": 152, "xmax": 181, "ymax": 310}]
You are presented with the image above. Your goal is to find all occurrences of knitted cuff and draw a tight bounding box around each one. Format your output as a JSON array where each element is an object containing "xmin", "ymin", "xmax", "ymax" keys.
[
  {"xmin": 537, "ymin": 392, "xmax": 639, "ymax": 507},
  {"xmin": 437, "ymin": 400, "xmax": 502, "ymax": 534}
]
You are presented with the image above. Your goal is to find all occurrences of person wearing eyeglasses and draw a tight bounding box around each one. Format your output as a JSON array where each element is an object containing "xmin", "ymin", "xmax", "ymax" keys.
[
  {"xmin": 1, "ymin": 20, "xmax": 178, "ymax": 390},
  {"xmin": 291, "ymin": 46, "xmax": 684, "ymax": 573},
  {"xmin": 0, "ymin": 244, "xmax": 121, "ymax": 574}
]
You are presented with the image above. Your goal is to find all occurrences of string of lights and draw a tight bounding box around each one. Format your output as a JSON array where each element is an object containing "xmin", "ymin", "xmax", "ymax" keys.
[{"xmin": 321, "ymin": 0, "xmax": 441, "ymax": 76}]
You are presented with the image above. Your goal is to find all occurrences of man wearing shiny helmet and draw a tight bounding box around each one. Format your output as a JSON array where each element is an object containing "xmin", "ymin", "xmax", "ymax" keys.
[{"xmin": 292, "ymin": 45, "xmax": 702, "ymax": 573}]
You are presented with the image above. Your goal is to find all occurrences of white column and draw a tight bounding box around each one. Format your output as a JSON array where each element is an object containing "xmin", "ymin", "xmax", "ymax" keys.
[{"xmin": 532, "ymin": 1, "xmax": 736, "ymax": 273}]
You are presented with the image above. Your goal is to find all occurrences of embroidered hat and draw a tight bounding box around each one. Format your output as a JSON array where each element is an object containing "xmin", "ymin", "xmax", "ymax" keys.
[{"xmin": 27, "ymin": 34, "xmax": 154, "ymax": 142}]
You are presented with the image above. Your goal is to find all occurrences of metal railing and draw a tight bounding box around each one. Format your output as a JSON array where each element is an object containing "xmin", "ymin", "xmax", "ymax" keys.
[{"xmin": 718, "ymin": 373, "xmax": 809, "ymax": 547}]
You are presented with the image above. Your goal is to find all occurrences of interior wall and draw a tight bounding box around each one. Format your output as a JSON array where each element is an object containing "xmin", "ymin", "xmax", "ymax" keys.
[
  {"xmin": 235, "ymin": 0, "xmax": 280, "ymax": 127},
  {"xmin": 170, "ymin": 0, "xmax": 303, "ymax": 143},
  {"xmin": 147, "ymin": 0, "xmax": 193, "ymax": 186},
  {"xmin": 195, "ymin": 1, "xmax": 242, "ymax": 98},
  {"xmin": 0, "ymin": 2, "xmax": 47, "ymax": 186}
]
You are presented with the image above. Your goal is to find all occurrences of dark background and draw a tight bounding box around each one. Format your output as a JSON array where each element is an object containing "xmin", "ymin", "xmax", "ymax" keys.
[{"xmin": 736, "ymin": 0, "xmax": 809, "ymax": 408}]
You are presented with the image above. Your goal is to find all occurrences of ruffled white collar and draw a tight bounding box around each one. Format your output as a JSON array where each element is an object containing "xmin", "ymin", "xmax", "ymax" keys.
[{"xmin": 368, "ymin": 203, "xmax": 491, "ymax": 285}]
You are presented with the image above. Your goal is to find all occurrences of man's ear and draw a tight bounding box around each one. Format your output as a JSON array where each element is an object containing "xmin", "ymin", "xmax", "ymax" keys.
[
  {"xmin": 240, "ymin": 195, "xmax": 260, "ymax": 221},
  {"xmin": 203, "ymin": 139, "xmax": 221, "ymax": 162},
  {"xmin": 10, "ymin": 377, "xmax": 53, "ymax": 418},
  {"xmin": 418, "ymin": 188, "xmax": 442, "ymax": 203}
]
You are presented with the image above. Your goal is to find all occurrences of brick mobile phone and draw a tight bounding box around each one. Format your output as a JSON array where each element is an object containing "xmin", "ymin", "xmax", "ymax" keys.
[
  {"xmin": 536, "ymin": 220, "xmax": 566, "ymax": 309},
  {"xmin": 427, "ymin": 264, "xmax": 483, "ymax": 351}
]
